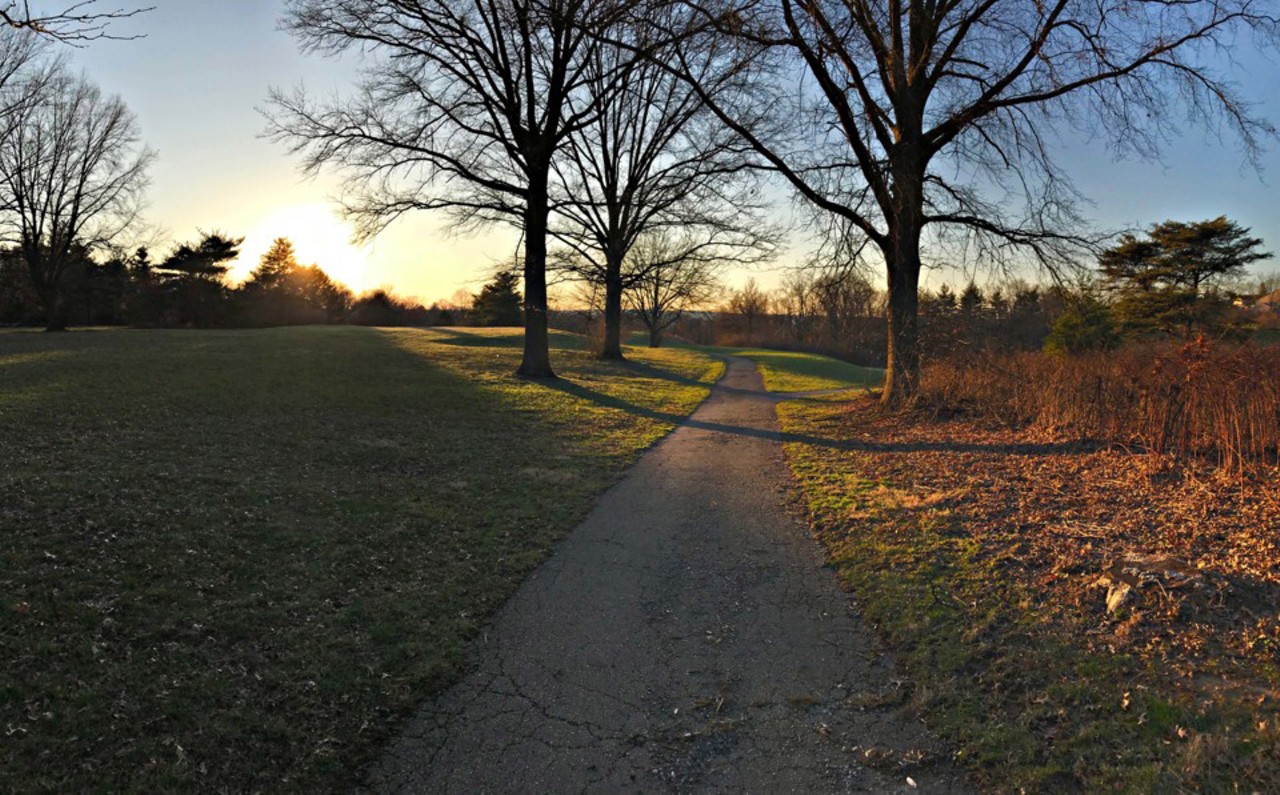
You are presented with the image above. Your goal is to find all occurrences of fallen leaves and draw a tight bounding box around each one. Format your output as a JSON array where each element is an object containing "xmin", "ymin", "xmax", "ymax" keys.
[{"xmin": 778, "ymin": 392, "xmax": 1280, "ymax": 790}]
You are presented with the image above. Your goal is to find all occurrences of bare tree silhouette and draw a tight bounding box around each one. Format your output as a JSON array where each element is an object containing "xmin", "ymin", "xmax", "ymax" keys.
[
  {"xmin": 269, "ymin": 0, "xmax": 626, "ymax": 378},
  {"xmin": 0, "ymin": 2, "xmax": 150, "ymax": 43},
  {"xmin": 550, "ymin": 10, "xmax": 773, "ymax": 359},
  {"xmin": 0, "ymin": 65, "xmax": 152, "ymax": 330},
  {"xmin": 652, "ymin": 0, "xmax": 1279, "ymax": 402}
]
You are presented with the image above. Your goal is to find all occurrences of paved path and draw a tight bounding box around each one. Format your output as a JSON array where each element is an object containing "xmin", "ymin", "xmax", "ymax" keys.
[{"xmin": 369, "ymin": 358, "xmax": 967, "ymax": 793}]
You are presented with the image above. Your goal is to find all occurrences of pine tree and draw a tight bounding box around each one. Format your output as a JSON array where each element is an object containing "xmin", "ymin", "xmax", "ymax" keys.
[
  {"xmin": 472, "ymin": 270, "xmax": 523, "ymax": 327},
  {"xmin": 1101, "ymin": 217, "xmax": 1270, "ymax": 335},
  {"xmin": 247, "ymin": 238, "xmax": 299, "ymax": 291}
]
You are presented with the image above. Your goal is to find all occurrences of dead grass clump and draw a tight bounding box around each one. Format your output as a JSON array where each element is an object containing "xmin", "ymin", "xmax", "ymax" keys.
[{"xmin": 920, "ymin": 338, "xmax": 1280, "ymax": 472}]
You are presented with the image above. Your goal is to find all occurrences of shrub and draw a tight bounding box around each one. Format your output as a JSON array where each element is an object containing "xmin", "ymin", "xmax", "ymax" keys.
[
  {"xmin": 1044, "ymin": 296, "xmax": 1118, "ymax": 355},
  {"xmin": 920, "ymin": 338, "xmax": 1280, "ymax": 472}
]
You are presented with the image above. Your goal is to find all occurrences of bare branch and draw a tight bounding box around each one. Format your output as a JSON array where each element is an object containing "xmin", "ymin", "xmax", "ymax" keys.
[{"xmin": 0, "ymin": 2, "xmax": 152, "ymax": 44}]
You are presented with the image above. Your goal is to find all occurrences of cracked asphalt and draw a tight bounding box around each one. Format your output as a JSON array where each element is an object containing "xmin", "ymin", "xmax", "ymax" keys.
[{"xmin": 367, "ymin": 357, "xmax": 969, "ymax": 793}]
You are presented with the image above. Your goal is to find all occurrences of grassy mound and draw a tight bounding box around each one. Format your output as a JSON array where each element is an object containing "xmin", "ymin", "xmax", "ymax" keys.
[{"xmin": 714, "ymin": 346, "xmax": 883, "ymax": 393}]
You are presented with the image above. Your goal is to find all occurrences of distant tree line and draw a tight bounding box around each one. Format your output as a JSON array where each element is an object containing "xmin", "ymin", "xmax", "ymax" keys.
[
  {"xmin": 702, "ymin": 274, "xmax": 1058, "ymax": 368},
  {"xmin": 0, "ymin": 232, "xmax": 456, "ymax": 329},
  {"xmin": 622, "ymin": 215, "xmax": 1274, "ymax": 366}
]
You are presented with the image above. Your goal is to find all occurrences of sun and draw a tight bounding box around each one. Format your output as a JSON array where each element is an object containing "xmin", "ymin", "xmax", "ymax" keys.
[{"xmin": 234, "ymin": 204, "xmax": 373, "ymax": 292}]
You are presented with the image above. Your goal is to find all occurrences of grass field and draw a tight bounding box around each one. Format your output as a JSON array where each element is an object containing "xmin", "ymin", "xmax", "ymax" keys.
[
  {"xmin": 720, "ymin": 347, "xmax": 883, "ymax": 392},
  {"xmin": 0, "ymin": 326, "xmax": 722, "ymax": 790}
]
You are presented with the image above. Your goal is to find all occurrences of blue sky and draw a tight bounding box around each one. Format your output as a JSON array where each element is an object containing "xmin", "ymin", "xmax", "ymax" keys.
[{"xmin": 65, "ymin": 1, "xmax": 1280, "ymax": 301}]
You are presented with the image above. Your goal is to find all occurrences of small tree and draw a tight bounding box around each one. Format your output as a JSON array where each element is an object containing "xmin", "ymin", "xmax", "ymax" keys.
[
  {"xmin": 625, "ymin": 233, "xmax": 721, "ymax": 347},
  {"xmin": 1044, "ymin": 295, "xmax": 1119, "ymax": 355},
  {"xmin": 959, "ymin": 283, "xmax": 985, "ymax": 318},
  {"xmin": 725, "ymin": 278, "xmax": 769, "ymax": 341},
  {"xmin": 774, "ymin": 271, "xmax": 821, "ymax": 345},
  {"xmin": 472, "ymin": 271, "xmax": 523, "ymax": 327}
]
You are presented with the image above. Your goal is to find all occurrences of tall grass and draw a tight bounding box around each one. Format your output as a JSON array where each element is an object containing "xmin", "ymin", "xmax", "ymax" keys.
[{"xmin": 920, "ymin": 338, "xmax": 1280, "ymax": 472}]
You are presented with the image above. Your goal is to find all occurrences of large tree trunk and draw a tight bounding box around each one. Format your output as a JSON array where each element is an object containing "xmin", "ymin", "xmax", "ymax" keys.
[
  {"xmin": 881, "ymin": 177, "xmax": 926, "ymax": 406},
  {"xmin": 600, "ymin": 263, "xmax": 624, "ymax": 360},
  {"xmin": 517, "ymin": 177, "xmax": 556, "ymax": 378},
  {"xmin": 880, "ymin": 130, "xmax": 928, "ymax": 406},
  {"xmin": 648, "ymin": 326, "xmax": 662, "ymax": 348},
  {"xmin": 882, "ymin": 255, "xmax": 921, "ymax": 405}
]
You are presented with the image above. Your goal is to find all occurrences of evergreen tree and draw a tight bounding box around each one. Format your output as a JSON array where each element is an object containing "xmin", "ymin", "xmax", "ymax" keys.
[
  {"xmin": 935, "ymin": 284, "xmax": 957, "ymax": 313},
  {"xmin": 1045, "ymin": 295, "xmax": 1119, "ymax": 355},
  {"xmin": 247, "ymin": 238, "xmax": 299, "ymax": 291},
  {"xmin": 1101, "ymin": 217, "xmax": 1270, "ymax": 335},
  {"xmin": 959, "ymin": 282, "xmax": 984, "ymax": 317},
  {"xmin": 154, "ymin": 232, "xmax": 242, "ymax": 327},
  {"xmin": 472, "ymin": 270, "xmax": 523, "ymax": 327},
  {"xmin": 240, "ymin": 238, "xmax": 354, "ymax": 325}
]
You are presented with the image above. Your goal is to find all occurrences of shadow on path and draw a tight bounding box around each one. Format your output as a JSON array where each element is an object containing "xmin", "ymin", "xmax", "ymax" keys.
[
  {"xmin": 369, "ymin": 355, "xmax": 970, "ymax": 793},
  {"xmin": 546, "ymin": 360, "xmax": 1098, "ymax": 458}
]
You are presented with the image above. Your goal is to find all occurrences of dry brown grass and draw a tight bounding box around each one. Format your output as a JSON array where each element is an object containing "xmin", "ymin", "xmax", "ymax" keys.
[
  {"xmin": 920, "ymin": 337, "xmax": 1280, "ymax": 472},
  {"xmin": 779, "ymin": 393, "xmax": 1280, "ymax": 790}
]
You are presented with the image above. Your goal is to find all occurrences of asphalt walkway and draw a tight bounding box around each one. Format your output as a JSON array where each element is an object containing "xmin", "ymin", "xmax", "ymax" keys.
[{"xmin": 369, "ymin": 357, "xmax": 966, "ymax": 792}]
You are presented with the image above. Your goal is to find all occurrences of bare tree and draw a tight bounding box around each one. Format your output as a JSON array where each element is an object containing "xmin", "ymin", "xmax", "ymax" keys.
[
  {"xmin": 724, "ymin": 276, "xmax": 769, "ymax": 341},
  {"xmin": 656, "ymin": 1, "xmax": 1279, "ymax": 403},
  {"xmin": 551, "ymin": 12, "xmax": 773, "ymax": 360},
  {"xmin": 0, "ymin": 2, "xmax": 151, "ymax": 42},
  {"xmin": 269, "ymin": 0, "xmax": 624, "ymax": 378},
  {"xmin": 625, "ymin": 230, "xmax": 722, "ymax": 347},
  {"xmin": 774, "ymin": 270, "xmax": 821, "ymax": 344},
  {"xmin": 0, "ymin": 65, "xmax": 152, "ymax": 329},
  {"xmin": 0, "ymin": 24, "xmax": 63, "ymax": 133}
]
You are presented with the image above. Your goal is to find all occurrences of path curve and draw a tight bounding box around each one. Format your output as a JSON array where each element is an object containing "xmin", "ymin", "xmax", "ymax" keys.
[{"xmin": 369, "ymin": 357, "xmax": 967, "ymax": 793}]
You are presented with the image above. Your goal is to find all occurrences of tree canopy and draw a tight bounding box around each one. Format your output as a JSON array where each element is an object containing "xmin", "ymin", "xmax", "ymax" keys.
[{"xmin": 1100, "ymin": 217, "xmax": 1270, "ymax": 335}]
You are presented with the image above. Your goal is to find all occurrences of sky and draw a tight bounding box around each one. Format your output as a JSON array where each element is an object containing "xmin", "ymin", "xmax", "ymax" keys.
[
  {"xmin": 71, "ymin": 0, "xmax": 517, "ymax": 305},
  {"xmin": 65, "ymin": 1, "xmax": 1280, "ymax": 304}
]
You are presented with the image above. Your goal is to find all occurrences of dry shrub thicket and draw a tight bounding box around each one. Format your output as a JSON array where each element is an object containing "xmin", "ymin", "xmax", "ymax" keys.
[{"xmin": 921, "ymin": 338, "xmax": 1280, "ymax": 472}]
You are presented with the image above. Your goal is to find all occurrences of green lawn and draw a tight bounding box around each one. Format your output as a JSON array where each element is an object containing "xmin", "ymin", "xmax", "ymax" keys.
[
  {"xmin": 0, "ymin": 326, "xmax": 722, "ymax": 790},
  {"xmin": 715, "ymin": 347, "xmax": 884, "ymax": 392},
  {"xmin": 620, "ymin": 330, "xmax": 883, "ymax": 393}
]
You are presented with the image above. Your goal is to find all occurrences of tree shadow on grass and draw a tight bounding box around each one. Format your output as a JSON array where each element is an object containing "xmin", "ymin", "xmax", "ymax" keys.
[
  {"xmin": 430, "ymin": 327, "xmax": 589, "ymax": 351},
  {"xmin": 545, "ymin": 373, "xmax": 1101, "ymax": 458}
]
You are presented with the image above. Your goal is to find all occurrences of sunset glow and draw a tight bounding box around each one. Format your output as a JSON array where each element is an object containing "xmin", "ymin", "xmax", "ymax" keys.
[{"xmin": 233, "ymin": 203, "xmax": 373, "ymax": 292}]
